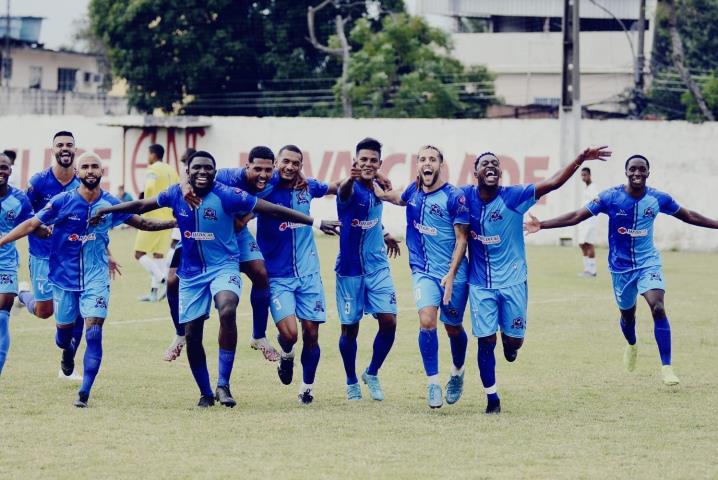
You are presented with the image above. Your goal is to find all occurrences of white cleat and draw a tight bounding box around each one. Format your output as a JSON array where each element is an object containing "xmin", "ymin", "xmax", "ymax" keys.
[
  {"xmin": 15, "ymin": 281, "xmax": 31, "ymax": 310},
  {"xmin": 623, "ymin": 344, "xmax": 638, "ymax": 372},
  {"xmin": 58, "ymin": 369, "xmax": 83, "ymax": 381},
  {"xmin": 163, "ymin": 335, "xmax": 186, "ymax": 362},
  {"xmin": 661, "ymin": 365, "xmax": 680, "ymax": 386},
  {"xmin": 250, "ymin": 336, "xmax": 280, "ymax": 362}
]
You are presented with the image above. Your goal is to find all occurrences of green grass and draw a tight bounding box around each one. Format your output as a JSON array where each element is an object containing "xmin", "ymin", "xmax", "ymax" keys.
[{"xmin": 1, "ymin": 229, "xmax": 716, "ymax": 479}]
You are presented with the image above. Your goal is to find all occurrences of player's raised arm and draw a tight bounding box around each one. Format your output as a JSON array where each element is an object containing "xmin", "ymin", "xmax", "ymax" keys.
[
  {"xmin": 374, "ymin": 183, "xmax": 406, "ymax": 206},
  {"xmin": 440, "ymin": 223, "xmax": 469, "ymax": 305},
  {"xmin": 124, "ymin": 215, "xmax": 177, "ymax": 231},
  {"xmin": 89, "ymin": 197, "xmax": 162, "ymax": 225},
  {"xmin": 337, "ymin": 164, "xmax": 363, "ymax": 202},
  {"xmin": 534, "ymin": 146, "xmax": 611, "ymax": 199},
  {"xmin": 672, "ymin": 207, "xmax": 718, "ymax": 229},
  {"xmin": 524, "ymin": 208, "xmax": 594, "ymax": 235},
  {"xmin": 0, "ymin": 217, "xmax": 44, "ymax": 247},
  {"xmin": 252, "ymin": 198, "xmax": 340, "ymax": 235}
]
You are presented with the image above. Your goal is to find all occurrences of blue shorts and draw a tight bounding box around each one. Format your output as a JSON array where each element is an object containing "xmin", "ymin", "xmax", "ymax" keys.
[
  {"xmin": 469, "ymin": 282, "xmax": 528, "ymax": 339},
  {"xmin": 29, "ymin": 255, "xmax": 53, "ymax": 301},
  {"xmin": 52, "ymin": 283, "xmax": 110, "ymax": 325},
  {"xmin": 611, "ymin": 265, "xmax": 665, "ymax": 310},
  {"xmin": 178, "ymin": 266, "xmax": 242, "ymax": 324},
  {"xmin": 0, "ymin": 271, "xmax": 18, "ymax": 294},
  {"xmin": 411, "ymin": 272, "xmax": 468, "ymax": 326},
  {"xmin": 336, "ymin": 268, "xmax": 397, "ymax": 325},
  {"xmin": 236, "ymin": 228, "xmax": 264, "ymax": 264},
  {"xmin": 269, "ymin": 272, "xmax": 326, "ymax": 323}
]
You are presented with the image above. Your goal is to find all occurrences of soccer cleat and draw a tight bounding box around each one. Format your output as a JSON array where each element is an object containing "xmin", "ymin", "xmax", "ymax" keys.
[
  {"xmin": 277, "ymin": 352, "xmax": 295, "ymax": 385},
  {"xmin": 163, "ymin": 336, "xmax": 186, "ymax": 362},
  {"xmin": 215, "ymin": 385, "xmax": 237, "ymax": 408},
  {"xmin": 485, "ymin": 398, "xmax": 501, "ymax": 415},
  {"xmin": 15, "ymin": 281, "xmax": 30, "ymax": 310},
  {"xmin": 623, "ymin": 344, "xmax": 638, "ymax": 372},
  {"xmin": 197, "ymin": 394, "xmax": 215, "ymax": 408},
  {"xmin": 445, "ymin": 371, "xmax": 464, "ymax": 405},
  {"xmin": 250, "ymin": 337, "xmax": 280, "ymax": 362},
  {"xmin": 60, "ymin": 349, "xmax": 75, "ymax": 376},
  {"xmin": 361, "ymin": 370, "xmax": 384, "ymax": 401},
  {"xmin": 138, "ymin": 290, "xmax": 158, "ymax": 302},
  {"xmin": 74, "ymin": 391, "xmax": 89, "ymax": 408},
  {"xmin": 427, "ymin": 384, "xmax": 443, "ymax": 409},
  {"xmin": 661, "ymin": 365, "xmax": 680, "ymax": 386},
  {"xmin": 156, "ymin": 279, "xmax": 168, "ymax": 302},
  {"xmin": 578, "ymin": 271, "xmax": 597, "ymax": 278},
  {"xmin": 298, "ymin": 386, "xmax": 314, "ymax": 405},
  {"xmin": 58, "ymin": 368, "xmax": 83, "ymax": 381},
  {"xmin": 346, "ymin": 382, "xmax": 363, "ymax": 401}
]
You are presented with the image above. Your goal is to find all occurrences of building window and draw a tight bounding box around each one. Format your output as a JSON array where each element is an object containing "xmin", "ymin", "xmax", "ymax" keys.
[
  {"xmin": 84, "ymin": 72, "xmax": 91, "ymax": 83},
  {"xmin": 0, "ymin": 57, "xmax": 12, "ymax": 80},
  {"xmin": 57, "ymin": 68, "xmax": 78, "ymax": 91},
  {"xmin": 29, "ymin": 66, "xmax": 42, "ymax": 89}
]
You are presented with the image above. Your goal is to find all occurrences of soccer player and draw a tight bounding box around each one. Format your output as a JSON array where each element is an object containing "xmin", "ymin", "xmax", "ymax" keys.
[
  {"xmin": 0, "ymin": 152, "xmax": 176, "ymax": 407},
  {"xmin": 2, "ymin": 150, "xmax": 18, "ymax": 188},
  {"xmin": 466, "ymin": 147, "xmax": 610, "ymax": 414},
  {"xmin": 134, "ymin": 144, "xmax": 178, "ymax": 302},
  {"xmin": 17, "ymin": 131, "xmax": 83, "ymax": 380},
  {"xmin": 578, "ymin": 167, "xmax": 599, "ymax": 277},
  {"xmin": 376, "ymin": 145, "xmax": 470, "ymax": 409},
  {"xmin": 524, "ymin": 154, "xmax": 718, "ymax": 387},
  {"xmin": 0, "ymin": 153, "xmax": 33, "ymax": 378},
  {"xmin": 335, "ymin": 138, "xmax": 397, "ymax": 401},
  {"xmin": 95, "ymin": 151, "xmax": 338, "ymax": 407}
]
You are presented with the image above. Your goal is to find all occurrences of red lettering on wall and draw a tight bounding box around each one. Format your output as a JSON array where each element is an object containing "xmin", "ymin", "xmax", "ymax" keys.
[
  {"xmin": 315, "ymin": 151, "xmax": 334, "ymax": 182},
  {"xmin": 330, "ymin": 151, "xmax": 352, "ymax": 183},
  {"xmin": 457, "ymin": 154, "xmax": 477, "ymax": 186},
  {"xmin": 20, "ymin": 150, "xmax": 30, "ymax": 189},
  {"xmin": 498, "ymin": 155, "xmax": 520, "ymax": 186},
  {"xmin": 381, "ymin": 153, "xmax": 406, "ymax": 189},
  {"xmin": 300, "ymin": 151, "xmax": 313, "ymax": 178},
  {"xmin": 524, "ymin": 156, "xmax": 549, "ymax": 205}
]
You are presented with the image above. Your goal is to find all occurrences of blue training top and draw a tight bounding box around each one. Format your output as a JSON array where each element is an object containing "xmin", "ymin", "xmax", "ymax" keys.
[{"xmin": 0, "ymin": 186, "xmax": 33, "ymax": 271}]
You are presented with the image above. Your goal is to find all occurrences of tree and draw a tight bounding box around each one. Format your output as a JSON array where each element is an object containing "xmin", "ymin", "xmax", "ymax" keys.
[
  {"xmin": 681, "ymin": 74, "xmax": 718, "ymax": 121},
  {"xmin": 339, "ymin": 14, "xmax": 496, "ymax": 118}
]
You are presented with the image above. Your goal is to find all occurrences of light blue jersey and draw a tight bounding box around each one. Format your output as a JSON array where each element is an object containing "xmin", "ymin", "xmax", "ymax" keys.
[
  {"xmin": 401, "ymin": 182, "xmax": 469, "ymax": 280},
  {"xmin": 36, "ymin": 189, "xmax": 131, "ymax": 291},
  {"xmin": 463, "ymin": 184, "xmax": 536, "ymax": 289},
  {"xmin": 0, "ymin": 187, "xmax": 33, "ymax": 272},
  {"xmin": 256, "ymin": 179, "xmax": 329, "ymax": 278},
  {"xmin": 585, "ymin": 185, "xmax": 680, "ymax": 273}
]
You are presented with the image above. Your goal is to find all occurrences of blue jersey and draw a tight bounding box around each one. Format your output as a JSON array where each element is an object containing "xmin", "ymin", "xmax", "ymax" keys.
[
  {"xmin": 335, "ymin": 181, "xmax": 388, "ymax": 277},
  {"xmin": 256, "ymin": 179, "xmax": 329, "ymax": 278},
  {"xmin": 463, "ymin": 184, "xmax": 536, "ymax": 289},
  {"xmin": 401, "ymin": 182, "xmax": 469, "ymax": 280},
  {"xmin": 36, "ymin": 189, "xmax": 131, "ymax": 291},
  {"xmin": 585, "ymin": 185, "xmax": 680, "ymax": 273},
  {"xmin": 0, "ymin": 186, "xmax": 33, "ymax": 271},
  {"xmin": 215, "ymin": 168, "xmax": 278, "ymax": 199},
  {"xmin": 26, "ymin": 168, "xmax": 80, "ymax": 259},
  {"xmin": 157, "ymin": 183, "xmax": 257, "ymax": 278}
]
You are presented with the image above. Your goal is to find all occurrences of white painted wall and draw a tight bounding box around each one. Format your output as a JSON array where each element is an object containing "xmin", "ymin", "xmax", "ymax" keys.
[{"xmin": 1, "ymin": 115, "xmax": 716, "ymax": 252}]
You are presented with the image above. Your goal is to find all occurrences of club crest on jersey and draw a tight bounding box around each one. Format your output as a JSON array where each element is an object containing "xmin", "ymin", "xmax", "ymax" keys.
[
  {"xmin": 249, "ymin": 241, "xmax": 260, "ymax": 252},
  {"xmin": 413, "ymin": 220, "xmax": 437, "ymax": 236},
  {"xmin": 389, "ymin": 292, "xmax": 397, "ymax": 305},
  {"xmin": 202, "ymin": 208, "xmax": 218, "ymax": 221},
  {"xmin": 313, "ymin": 301, "xmax": 325, "ymax": 313},
  {"xmin": 0, "ymin": 273, "xmax": 12, "ymax": 284},
  {"xmin": 228, "ymin": 275, "xmax": 241, "ymax": 287},
  {"xmin": 643, "ymin": 207, "xmax": 655, "ymax": 218},
  {"xmin": 68, "ymin": 233, "xmax": 96, "ymax": 243},
  {"xmin": 591, "ymin": 197, "xmax": 601, "ymax": 206},
  {"xmin": 297, "ymin": 191, "xmax": 310, "ymax": 205},
  {"xmin": 429, "ymin": 204, "xmax": 444, "ymax": 218},
  {"xmin": 512, "ymin": 317, "xmax": 525, "ymax": 329},
  {"xmin": 649, "ymin": 271, "xmax": 662, "ymax": 282},
  {"xmin": 489, "ymin": 210, "xmax": 503, "ymax": 222},
  {"xmin": 350, "ymin": 218, "xmax": 379, "ymax": 229},
  {"xmin": 279, "ymin": 222, "xmax": 305, "ymax": 231},
  {"xmin": 94, "ymin": 296, "xmax": 107, "ymax": 309},
  {"xmin": 5, "ymin": 210, "xmax": 15, "ymax": 221},
  {"xmin": 617, "ymin": 227, "xmax": 648, "ymax": 237},
  {"xmin": 183, "ymin": 230, "xmax": 215, "ymax": 240}
]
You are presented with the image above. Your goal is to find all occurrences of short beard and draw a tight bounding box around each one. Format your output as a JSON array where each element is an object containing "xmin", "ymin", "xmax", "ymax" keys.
[
  {"xmin": 421, "ymin": 172, "xmax": 439, "ymax": 188},
  {"xmin": 55, "ymin": 154, "xmax": 74, "ymax": 168},
  {"xmin": 80, "ymin": 177, "xmax": 100, "ymax": 190}
]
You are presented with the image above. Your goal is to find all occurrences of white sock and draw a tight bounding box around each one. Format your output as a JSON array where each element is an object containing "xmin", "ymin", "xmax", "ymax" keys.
[
  {"xmin": 165, "ymin": 247, "xmax": 175, "ymax": 271},
  {"xmin": 484, "ymin": 384, "xmax": 497, "ymax": 394},
  {"xmin": 582, "ymin": 256, "xmax": 589, "ymax": 272},
  {"xmin": 587, "ymin": 258, "xmax": 597, "ymax": 275},
  {"xmin": 299, "ymin": 382, "xmax": 313, "ymax": 393},
  {"xmin": 450, "ymin": 365, "xmax": 465, "ymax": 376},
  {"xmin": 427, "ymin": 374, "xmax": 440, "ymax": 385},
  {"xmin": 138, "ymin": 254, "xmax": 164, "ymax": 288},
  {"xmin": 153, "ymin": 257, "xmax": 168, "ymax": 282}
]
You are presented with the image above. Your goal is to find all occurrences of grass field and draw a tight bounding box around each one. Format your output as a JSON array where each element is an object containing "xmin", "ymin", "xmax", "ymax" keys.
[{"xmin": 0, "ymin": 228, "xmax": 716, "ymax": 479}]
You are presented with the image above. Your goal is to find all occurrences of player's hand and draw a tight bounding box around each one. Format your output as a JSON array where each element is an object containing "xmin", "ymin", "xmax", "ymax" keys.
[
  {"xmin": 350, "ymin": 163, "xmax": 362, "ymax": 180},
  {"xmin": 181, "ymin": 182, "xmax": 201, "ymax": 209},
  {"xmin": 523, "ymin": 213, "xmax": 541, "ymax": 235},
  {"xmin": 319, "ymin": 220, "xmax": 341, "ymax": 236},
  {"xmin": 579, "ymin": 146, "xmax": 611, "ymax": 163},
  {"xmin": 383, "ymin": 234, "xmax": 401, "ymax": 258},
  {"xmin": 234, "ymin": 213, "xmax": 254, "ymax": 230},
  {"xmin": 295, "ymin": 171, "xmax": 308, "ymax": 191},
  {"xmin": 88, "ymin": 209, "xmax": 107, "ymax": 226},
  {"xmin": 375, "ymin": 171, "xmax": 393, "ymax": 191},
  {"xmin": 440, "ymin": 273, "xmax": 454, "ymax": 305},
  {"xmin": 108, "ymin": 256, "xmax": 122, "ymax": 280},
  {"xmin": 35, "ymin": 225, "xmax": 52, "ymax": 239}
]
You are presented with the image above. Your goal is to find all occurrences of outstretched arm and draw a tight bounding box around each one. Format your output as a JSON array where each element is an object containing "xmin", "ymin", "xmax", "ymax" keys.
[
  {"xmin": 0, "ymin": 217, "xmax": 43, "ymax": 247},
  {"xmin": 373, "ymin": 183, "xmax": 406, "ymax": 206},
  {"xmin": 673, "ymin": 207, "xmax": 718, "ymax": 228},
  {"xmin": 337, "ymin": 165, "xmax": 362, "ymax": 202},
  {"xmin": 535, "ymin": 146, "xmax": 611, "ymax": 199},
  {"xmin": 90, "ymin": 197, "xmax": 161, "ymax": 225},
  {"xmin": 440, "ymin": 224, "xmax": 469, "ymax": 305},
  {"xmin": 253, "ymin": 199, "xmax": 340, "ymax": 235},
  {"xmin": 524, "ymin": 208, "xmax": 594, "ymax": 234},
  {"xmin": 124, "ymin": 215, "xmax": 177, "ymax": 231}
]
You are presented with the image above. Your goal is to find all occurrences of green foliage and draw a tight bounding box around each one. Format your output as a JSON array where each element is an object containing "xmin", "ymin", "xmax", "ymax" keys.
[
  {"xmin": 681, "ymin": 74, "xmax": 718, "ymax": 121},
  {"xmin": 341, "ymin": 14, "xmax": 496, "ymax": 118}
]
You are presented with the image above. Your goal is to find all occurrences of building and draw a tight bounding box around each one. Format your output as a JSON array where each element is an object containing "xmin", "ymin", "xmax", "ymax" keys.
[{"xmin": 410, "ymin": 0, "xmax": 657, "ymax": 115}]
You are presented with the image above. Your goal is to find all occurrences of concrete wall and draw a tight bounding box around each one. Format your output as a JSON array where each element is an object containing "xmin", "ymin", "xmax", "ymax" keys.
[{"xmin": 1, "ymin": 115, "xmax": 716, "ymax": 252}]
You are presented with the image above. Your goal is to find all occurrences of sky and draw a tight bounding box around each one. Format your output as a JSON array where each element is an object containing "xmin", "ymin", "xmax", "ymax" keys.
[{"xmin": 6, "ymin": 0, "xmax": 90, "ymax": 50}]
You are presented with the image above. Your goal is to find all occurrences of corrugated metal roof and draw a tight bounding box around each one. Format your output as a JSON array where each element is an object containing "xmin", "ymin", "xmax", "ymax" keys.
[{"xmin": 416, "ymin": 0, "xmax": 646, "ymax": 20}]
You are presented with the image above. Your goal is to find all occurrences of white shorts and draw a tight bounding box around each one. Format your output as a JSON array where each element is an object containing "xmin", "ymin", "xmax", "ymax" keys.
[
  {"xmin": 578, "ymin": 218, "xmax": 597, "ymax": 244},
  {"xmin": 171, "ymin": 228, "xmax": 181, "ymax": 241}
]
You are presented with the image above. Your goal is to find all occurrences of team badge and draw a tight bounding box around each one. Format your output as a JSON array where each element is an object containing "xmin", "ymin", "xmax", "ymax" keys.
[
  {"xmin": 94, "ymin": 296, "xmax": 108, "ymax": 309},
  {"xmin": 512, "ymin": 317, "xmax": 525, "ymax": 329},
  {"xmin": 649, "ymin": 272, "xmax": 662, "ymax": 282},
  {"xmin": 0, "ymin": 274, "xmax": 12, "ymax": 284},
  {"xmin": 643, "ymin": 207, "xmax": 655, "ymax": 218},
  {"xmin": 313, "ymin": 301, "xmax": 325, "ymax": 313},
  {"xmin": 489, "ymin": 210, "xmax": 503, "ymax": 222},
  {"xmin": 429, "ymin": 204, "xmax": 444, "ymax": 218},
  {"xmin": 203, "ymin": 207, "xmax": 218, "ymax": 221},
  {"xmin": 228, "ymin": 275, "xmax": 241, "ymax": 287},
  {"xmin": 249, "ymin": 241, "xmax": 260, "ymax": 252},
  {"xmin": 297, "ymin": 191, "xmax": 310, "ymax": 205},
  {"xmin": 5, "ymin": 210, "xmax": 16, "ymax": 221},
  {"xmin": 389, "ymin": 292, "xmax": 397, "ymax": 305}
]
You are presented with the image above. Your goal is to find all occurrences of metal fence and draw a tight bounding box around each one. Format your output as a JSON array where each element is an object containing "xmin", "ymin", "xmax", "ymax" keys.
[{"xmin": 0, "ymin": 87, "xmax": 130, "ymax": 116}]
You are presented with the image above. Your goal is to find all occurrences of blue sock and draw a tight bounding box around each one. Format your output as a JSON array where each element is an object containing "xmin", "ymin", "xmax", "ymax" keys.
[
  {"xmin": 277, "ymin": 334, "xmax": 294, "ymax": 354},
  {"xmin": 80, "ymin": 325, "xmax": 103, "ymax": 396},
  {"xmin": 653, "ymin": 317, "xmax": 672, "ymax": 366},
  {"xmin": 217, "ymin": 348, "xmax": 236, "ymax": 387},
  {"xmin": 338, "ymin": 335, "xmax": 358, "ymax": 384},
  {"xmin": 0, "ymin": 310, "xmax": 10, "ymax": 375},
  {"xmin": 418, "ymin": 328, "xmax": 439, "ymax": 377},
  {"xmin": 250, "ymin": 287, "xmax": 271, "ymax": 340},
  {"xmin": 55, "ymin": 326, "xmax": 73, "ymax": 350},
  {"xmin": 367, "ymin": 329, "xmax": 395, "ymax": 376},
  {"xmin": 620, "ymin": 317, "xmax": 637, "ymax": 345},
  {"xmin": 301, "ymin": 344, "xmax": 320, "ymax": 384},
  {"xmin": 167, "ymin": 284, "xmax": 184, "ymax": 336},
  {"xmin": 71, "ymin": 315, "xmax": 84, "ymax": 355},
  {"xmin": 477, "ymin": 342, "xmax": 499, "ymax": 402},
  {"xmin": 18, "ymin": 291, "xmax": 36, "ymax": 317},
  {"xmin": 448, "ymin": 328, "xmax": 468, "ymax": 370}
]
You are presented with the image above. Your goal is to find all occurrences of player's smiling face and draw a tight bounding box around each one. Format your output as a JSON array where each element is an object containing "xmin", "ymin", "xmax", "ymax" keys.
[
  {"xmin": 188, "ymin": 156, "xmax": 216, "ymax": 191},
  {"xmin": 53, "ymin": 135, "xmax": 76, "ymax": 168},
  {"xmin": 77, "ymin": 155, "xmax": 103, "ymax": 190},
  {"xmin": 475, "ymin": 154, "xmax": 501, "ymax": 187},
  {"xmin": 246, "ymin": 157, "xmax": 274, "ymax": 191},
  {"xmin": 355, "ymin": 148, "xmax": 381, "ymax": 181},
  {"xmin": 276, "ymin": 150, "xmax": 302, "ymax": 183},
  {"xmin": 0, "ymin": 155, "xmax": 11, "ymax": 187},
  {"xmin": 417, "ymin": 147, "xmax": 442, "ymax": 188},
  {"xmin": 625, "ymin": 157, "xmax": 649, "ymax": 189}
]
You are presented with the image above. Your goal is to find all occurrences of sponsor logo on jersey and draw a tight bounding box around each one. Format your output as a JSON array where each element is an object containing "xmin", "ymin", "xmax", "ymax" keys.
[
  {"xmin": 68, "ymin": 233, "xmax": 96, "ymax": 243},
  {"xmin": 278, "ymin": 222, "xmax": 306, "ymax": 231},
  {"xmin": 178, "ymin": 209, "xmax": 189, "ymax": 217},
  {"xmin": 183, "ymin": 230, "xmax": 215, "ymax": 240},
  {"xmin": 616, "ymin": 209, "xmax": 629, "ymax": 217},
  {"xmin": 413, "ymin": 220, "xmax": 437, "ymax": 236},
  {"xmin": 643, "ymin": 207, "xmax": 655, "ymax": 218},
  {"xmin": 202, "ymin": 207, "xmax": 218, "ymax": 221},
  {"xmin": 470, "ymin": 230, "xmax": 501, "ymax": 244},
  {"xmin": 350, "ymin": 218, "xmax": 379, "ymax": 229},
  {"xmin": 68, "ymin": 214, "xmax": 81, "ymax": 221},
  {"xmin": 617, "ymin": 227, "xmax": 648, "ymax": 237}
]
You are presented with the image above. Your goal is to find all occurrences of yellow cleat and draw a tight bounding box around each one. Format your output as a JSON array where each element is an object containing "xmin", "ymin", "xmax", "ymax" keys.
[
  {"xmin": 623, "ymin": 344, "xmax": 638, "ymax": 372},
  {"xmin": 661, "ymin": 365, "xmax": 680, "ymax": 386}
]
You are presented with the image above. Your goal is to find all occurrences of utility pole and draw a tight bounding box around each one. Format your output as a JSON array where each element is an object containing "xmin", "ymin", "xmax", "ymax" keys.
[
  {"xmin": 633, "ymin": 0, "xmax": 647, "ymax": 118},
  {"xmin": 2, "ymin": 0, "xmax": 10, "ymax": 88}
]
